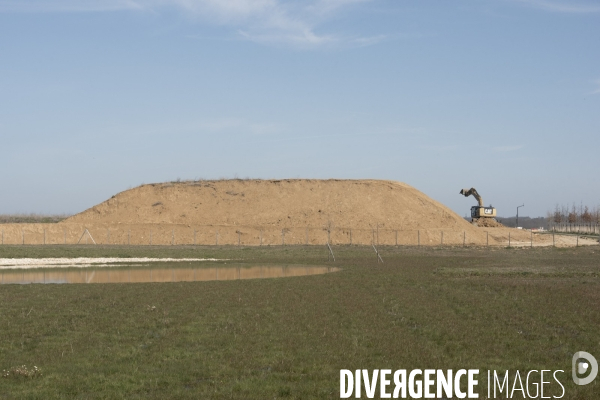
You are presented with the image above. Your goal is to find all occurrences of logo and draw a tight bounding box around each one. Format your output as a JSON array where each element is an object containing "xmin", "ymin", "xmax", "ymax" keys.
[{"xmin": 572, "ymin": 351, "xmax": 598, "ymax": 386}]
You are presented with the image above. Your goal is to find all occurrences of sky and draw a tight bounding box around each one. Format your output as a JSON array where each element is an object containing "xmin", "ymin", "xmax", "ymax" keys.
[{"xmin": 1, "ymin": 0, "xmax": 599, "ymax": 218}]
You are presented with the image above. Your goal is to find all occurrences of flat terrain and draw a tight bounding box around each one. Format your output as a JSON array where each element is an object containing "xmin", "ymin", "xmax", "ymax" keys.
[{"xmin": 0, "ymin": 245, "xmax": 598, "ymax": 399}]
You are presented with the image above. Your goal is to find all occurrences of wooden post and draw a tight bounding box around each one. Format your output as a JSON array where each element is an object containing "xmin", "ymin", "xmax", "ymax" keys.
[
  {"xmin": 463, "ymin": 231, "xmax": 465, "ymax": 247},
  {"xmin": 327, "ymin": 229, "xmax": 330, "ymax": 245},
  {"xmin": 509, "ymin": 232, "xmax": 511, "ymax": 247},
  {"xmin": 44, "ymin": 229, "xmax": 46, "ymax": 245},
  {"xmin": 172, "ymin": 230, "xmax": 174, "ymax": 246},
  {"xmin": 349, "ymin": 229, "xmax": 352, "ymax": 245},
  {"xmin": 22, "ymin": 230, "xmax": 24, "ymax": 245},
  {"xmin": 372, "ymin": 229, "xmax": 374, "ymax": 245},
  {"xmin": 553, "ymin": 231, "xmax": 555, "ymax": 247},
  {"xmin": 395, "ymin": 230, "xmax": 398, "ymax": 247},
  {"xmin": 216, "ymin": 231, "xmax": 218, "ymax": 246},
  {"xmin": 128, "ymin": 230, "xmax": 131, "ymax": 246},
  {"xmin": 194, "ymin": 230, "xmax": 196, "ymax": 245},
  {"xmin": 530, "ymin": 231, "xmax": 533, "ymax": 248},
  {"xmin": 376, "ymin": 223, "xmax": 379, "ymax": 246},
  {"xmin": 238, "ymin": 231, "xmax": 241, "ymax": 246},
  {"xmin": 305, "ymin": 227, "xmax": 308, "ymax": 245},
  {"xmin": 260, "ymin": 230, "xmax": 263, "ymax": 246},
  {"xmin": 441, "ymin": 231, "xmax": 443, "ymax": 245},
  {"xmin": 576, "ymin": 235, "xmax": 579, "ymax": 247},
  {"xmin": 64, "ymin": 230, "xmax": 66, "ymax": 245},
  {"xmin": 418, "ymin": 230, "xmax": 420, "ymax": 247},
  {"xmin": 486, "ymin": 231, "xmax": 489, "ymax": 247},
  {"xmin": 150, "ymin": 230, "xmax": 152, "ymax": 245}
]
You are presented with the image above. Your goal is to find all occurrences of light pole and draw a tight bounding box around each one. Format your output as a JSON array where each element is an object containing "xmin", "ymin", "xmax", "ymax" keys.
[{"xmin": 516, "ymin": 204, "xmax": 524, "ymax": 228}]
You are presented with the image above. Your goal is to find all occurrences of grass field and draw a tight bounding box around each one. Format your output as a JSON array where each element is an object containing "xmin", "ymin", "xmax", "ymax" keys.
[{"xmin": 0, "ymin": 245, "xmax": 598, "ymax": 399}]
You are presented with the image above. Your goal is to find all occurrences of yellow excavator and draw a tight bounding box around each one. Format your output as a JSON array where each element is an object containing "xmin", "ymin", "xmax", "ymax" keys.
[{"xmin": 460, "ymin": 188, "xmax": 497, "ymax": 221}]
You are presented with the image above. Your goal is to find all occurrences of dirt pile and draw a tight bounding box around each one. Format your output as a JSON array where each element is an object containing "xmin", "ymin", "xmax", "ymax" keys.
[
  {"xmin": 2, "ymin": 179, "xmax": 556, "ymax": 246},
  {"xmin": 474, "ymin": 218, "xmax": 504, "ymax": 228},
  {"xmin": 66, "ymin": 179, "xmax": 481, "ymax": 232}
]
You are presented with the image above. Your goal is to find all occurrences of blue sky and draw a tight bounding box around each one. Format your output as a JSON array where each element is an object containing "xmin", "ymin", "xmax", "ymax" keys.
[{"xmin": 1, "ymin": 0, "xmax": 599, "ymax": 218}]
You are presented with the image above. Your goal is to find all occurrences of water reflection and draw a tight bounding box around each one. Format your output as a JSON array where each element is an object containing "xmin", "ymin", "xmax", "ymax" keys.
[{"xmin": 0, "ymin": 264, "xmax": 340, "ymax": 284}]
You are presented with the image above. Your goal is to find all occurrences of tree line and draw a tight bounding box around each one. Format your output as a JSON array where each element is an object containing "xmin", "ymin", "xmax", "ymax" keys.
[{"xmin": 547, "ymin": 204, "xmax": 600, "ymax": 225}]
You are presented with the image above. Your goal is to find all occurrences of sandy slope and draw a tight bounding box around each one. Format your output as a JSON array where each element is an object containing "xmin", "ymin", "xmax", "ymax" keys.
[
  {"xmin": 66, "ymin": 179, "xmax": 480, "ymax": 231},
  {"xmin": 3, "ymin": 180, "xmax": 590, "ymax": 246}
]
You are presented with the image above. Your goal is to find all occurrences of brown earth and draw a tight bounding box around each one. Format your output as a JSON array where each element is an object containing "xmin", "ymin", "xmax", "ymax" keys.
[
  {"xmin": 1, "ymin": 179, "xmax": 592, "ymax": 247},
  {"xmin": 66, "ymin": 179, "xmax": 480, "ymax": 231}
]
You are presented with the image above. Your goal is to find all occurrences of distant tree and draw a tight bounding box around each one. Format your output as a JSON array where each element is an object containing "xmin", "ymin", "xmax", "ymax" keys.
[
  {"xmin": 568, "ymin": 204, "xmax": 578, "ymax": 224},
  {"xmin": 581, "ymin": 206, "xmax": 592, "ymax": 224},
  {"xmin": 553, "ymin": 204, "xmax": 562, "ymax": 224}
]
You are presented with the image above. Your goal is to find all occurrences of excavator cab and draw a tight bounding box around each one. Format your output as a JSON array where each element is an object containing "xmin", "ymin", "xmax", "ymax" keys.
[{"xmin": 470, "ymin": 205, "xmax": 496, "ymax": 219}]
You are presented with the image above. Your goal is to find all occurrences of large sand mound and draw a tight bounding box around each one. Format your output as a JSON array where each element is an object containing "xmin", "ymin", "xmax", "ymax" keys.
[
  {"xmin": 66, "ymin": 179, "xmax": 475, "ymax": 232},
  {"xmin": 3, "ymin": 179, "xmax": 570, "ymax": 246}
]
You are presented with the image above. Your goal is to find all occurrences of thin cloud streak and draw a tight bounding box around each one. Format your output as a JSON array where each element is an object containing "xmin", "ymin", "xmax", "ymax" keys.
[
  {"xmin": 592, "ymin": 79, "xmax": 600, "ymax": 94},
  {"xmin": 494, "ymin": 145, "xmax": 524, "ymax": 152},
  {"xmin": 0, "ymin": 0, "xmax": 143, "ymax": 12},
  {"xmin": 512, "ymin": 0, "xmax": 600, "ymax": 13},
  {"xmin": 0, "ymin": 0, "xmax": 379, "ymax": 48}
]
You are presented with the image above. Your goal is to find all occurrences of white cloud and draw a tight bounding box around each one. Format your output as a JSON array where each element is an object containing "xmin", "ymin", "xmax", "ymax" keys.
[
  {"xmin": 0, "ymin": 0, "xmax": 377, "ymax": 48},
  {"xmin": 511, "ymin": 0, "xmax": 600, "ymax": 13}
]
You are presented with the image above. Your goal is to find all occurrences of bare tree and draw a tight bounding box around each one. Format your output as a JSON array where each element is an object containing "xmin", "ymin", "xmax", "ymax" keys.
[
  {"xmin": 581, "ymin": 206, "xmax": 592, "ymax": 224},
  {"xmin": 553, "ymin": 204, "xmax": 562, "ymax": 224},
  {"xmin": 568, "ymin": 204, "xmax": 578, "ymax": 224}
]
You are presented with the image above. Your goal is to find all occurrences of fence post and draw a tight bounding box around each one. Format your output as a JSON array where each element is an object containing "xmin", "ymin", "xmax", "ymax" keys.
[
  {"xmin": 260, "ymin": 230, "xmax": 263, "ymax": 246},
  {"xmin": 418, "ymin": 230, "xmax": 420, "ymax": 247},
  {"xmin": 238, "ymin": 231, "xmax": 241, "ymax": 246},
  {"xmin": 509, "ymin": 232, "xmax": 511, "ymax": 247},
  {"xmin": 22, "ymin": 230, "xmax": 24, "ymax": 245},
  {"xmin": 194, "ymin": 229, "xmax": 196, "ymax": 245},
  {"xmin": 376, "ymin": 223, "xmax": 379, "ymax": 246},
  {"xmin": 216, "ymin": 230, "xmax": 218, "ymax": 246},
  {"xmin": 553, "ymin": 231, "xmax": 555, "ymax": 247},
  {"xmin": 128, "ymin": 230, "xmax": 131, "ymax": 246},
  {"xmin": 150, "ymin": 230, "xmax": 152, "ymax": 245},
  {"xmin": 44, "ymin": 229, "xmax": 46, "ymax": 245},
  {"xmin": 486, "ymin": 231, "xmax": 489, "ymax": 247},
  {"xmin": 441, "ymin": 231, "xmax": 443, "ymax": 245},
  {"xmin": 350, "ymin": 229, "xmax": 352, "ymax": 245},
  {"xmin": 64, "ymin": 230, "xmax": 66, "ymax": 245},
  {"xmin": 172, "ymin": 230, "xmax": 174, "ymax": 246},
  {"xmin": 305, "ymin": 228, "xmax": 308, "ymax": 245},
  {"xmin": 530, "ymin": 231, "xmax": 533, "ymax": 248},
  {"xmin": 372, "ymin": 229, "xmax": 374, "ymax": 245},
  {"xmin": 576, "ymin": 235, "xmax": 579, "ymax": 247},
  {"xmin": 395, "ymin": 230, "xmax": 398, "ymax": 247},
  {"xmin": 463, "ymin": 231, "xmax": 465, "ymax": 247}
]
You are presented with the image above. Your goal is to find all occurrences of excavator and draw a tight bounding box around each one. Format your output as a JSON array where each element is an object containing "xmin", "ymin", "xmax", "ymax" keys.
[{"xmin": 459, "ymin": 188, "xmax": 497, "ymax": 222}]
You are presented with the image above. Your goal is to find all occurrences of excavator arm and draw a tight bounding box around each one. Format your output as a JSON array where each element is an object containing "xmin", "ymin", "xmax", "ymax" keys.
[{"xmin": 460, "ymin": 188, "xmax": 484, "ymax": 207}]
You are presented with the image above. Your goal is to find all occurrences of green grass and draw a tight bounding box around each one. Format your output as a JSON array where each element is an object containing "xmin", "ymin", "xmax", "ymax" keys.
[{"xmin": 0, "ymin": 245, "xmax": 599, "ymax": 399}]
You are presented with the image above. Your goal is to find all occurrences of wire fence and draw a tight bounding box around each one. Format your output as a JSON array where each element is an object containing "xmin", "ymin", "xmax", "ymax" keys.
[{"xmin": 0, "ymin": 223, "xmax": 589, "ymax": 247}]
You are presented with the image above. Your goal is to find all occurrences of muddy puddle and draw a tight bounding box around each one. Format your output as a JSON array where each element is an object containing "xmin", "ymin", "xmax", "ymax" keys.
[{"xmin": 0, "ymin": 264, "xmax": 340, "ymax": 284}]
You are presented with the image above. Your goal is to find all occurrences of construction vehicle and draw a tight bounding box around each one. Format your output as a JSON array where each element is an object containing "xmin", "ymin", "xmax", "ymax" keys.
[{"xmin": 459, "ymin": 188, "xmax": 497, "ymax": 221}]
